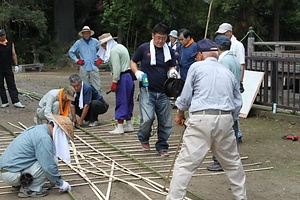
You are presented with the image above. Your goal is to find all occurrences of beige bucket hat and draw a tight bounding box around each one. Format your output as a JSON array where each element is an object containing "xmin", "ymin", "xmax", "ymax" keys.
[
  {"xmin": 78, "ymin": 26, "xmax": 95, "ymax": 37},
  {"xmin": 51, "ymin": 114, "xmax": 74, "ymax": 141},
  {"xmin": 98, "ymin": 33, "xmax": 117, "ymax": 45}
]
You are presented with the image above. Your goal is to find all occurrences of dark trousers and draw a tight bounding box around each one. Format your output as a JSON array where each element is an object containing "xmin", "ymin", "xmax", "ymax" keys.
[
  {"xmin": 75, "ymin": 100, "xmax": 109, "ymax": 122},
  {"xmin": 0, "ymin": 69, "xmax": 20, "ymax": 104}
]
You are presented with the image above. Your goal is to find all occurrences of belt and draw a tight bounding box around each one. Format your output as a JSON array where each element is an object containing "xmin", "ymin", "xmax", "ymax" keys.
[
  {"xmin": 192, "ymin": 110, "xmax": 231, "ymax": 115},
  {"xmin": 120, "ymin": 70, "xmax": 131, "ymax": 74},
  {"xmin": 0, "ymin": 169, "xmax": 8, "ymax": 173}
]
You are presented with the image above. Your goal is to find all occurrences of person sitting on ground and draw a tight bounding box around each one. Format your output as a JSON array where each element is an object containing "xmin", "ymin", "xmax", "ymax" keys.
[
  {"xmin": 97, "ymin": 33, "xmax": 135, "ymax": 134},
  {"xmin": 34, "ymin": 86, "xmax": 75, "ymax": 124},
  {"xmin": 69, "ymin": 74, "xmax": 109, "ymax": 127},
  {"xmin": 0, "ymin": 114, "xmax": 73, "ymax": 198}
]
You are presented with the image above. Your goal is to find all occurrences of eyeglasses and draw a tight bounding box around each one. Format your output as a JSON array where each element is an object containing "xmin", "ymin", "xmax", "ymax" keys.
[{"xmin": 154, "ymin": 35, "xmax": 167, "ymax": 41}]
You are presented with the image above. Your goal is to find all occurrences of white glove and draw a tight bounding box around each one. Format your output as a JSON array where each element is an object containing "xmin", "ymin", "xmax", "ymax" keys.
[
  {"xmin": 167, "ymin": 68, "xmax": 179, "ymax": 78},
  {"xmin": 59, "ymin": 180, "xmax": 71, "ymax": 192},
  {"xmin": 135, "ymin": 70, "xmax": 144, "ymax": 81},
  {"xmin": 14, "ymin": 65, "xmax": 19, "ymax": 73}
]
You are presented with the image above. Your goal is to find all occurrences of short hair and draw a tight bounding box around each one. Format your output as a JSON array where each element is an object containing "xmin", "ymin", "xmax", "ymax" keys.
[
  {"xmin": 69, "ymin": 74, "xmax": 82, "ymax": 83},
  {"xmin": 218, "ymin": 45, "xmax": 230, "ymax": 51},
  {"xmin": 152, "ymin": 23, "xmax": 169, "ymax": 35},
  {"xmin": 178, "ymin": 28, "xmax": 192, "ymax": 39}
]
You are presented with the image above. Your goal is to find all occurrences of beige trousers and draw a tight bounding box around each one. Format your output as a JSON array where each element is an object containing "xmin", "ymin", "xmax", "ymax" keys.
[
  {"xmin": 167, "ymin": 114, "xmax": 247, "ymax": 200},
  {"xmin": 79, "ymin": 68, "xmax": 101, "ymax": 94}
]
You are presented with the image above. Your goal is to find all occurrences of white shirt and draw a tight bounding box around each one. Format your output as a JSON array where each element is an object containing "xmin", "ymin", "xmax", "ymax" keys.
[{"xmin": 230, "ymin": 35, "xmax": 245, "ymax": 65}]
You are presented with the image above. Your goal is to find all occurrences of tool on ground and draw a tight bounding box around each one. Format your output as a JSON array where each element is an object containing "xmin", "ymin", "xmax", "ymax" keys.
[
  {"xmin": 20, "ymin": 172, "xmax": 33, "ymax": 188},
  {"xmin": 163, "ymin": 119, "xmax": 186, "ymax": 192},
  {"xmin": 282, "ymin": 134, "xmax": 298, "ymax": 141}
]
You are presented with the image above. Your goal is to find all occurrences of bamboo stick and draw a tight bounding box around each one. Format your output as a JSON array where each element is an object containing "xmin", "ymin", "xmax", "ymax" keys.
[
  {"xmin": 7, "ymin": 122, "xmax": 25, "ymax": 131},
  {"xmin": 106, "ymin": 161, "xmax": 115, "ymax": 200}
]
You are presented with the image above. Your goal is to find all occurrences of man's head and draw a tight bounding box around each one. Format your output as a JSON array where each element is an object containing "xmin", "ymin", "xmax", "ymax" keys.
[
  {"xmin": 50, "ymin": 114, "xmax": 74, "ymax": 141},
  {"xmin": 62, "ymin": 86, "xmax": 75, "ymax": 101},
  {"xmin": 98, "ymin": 33, "xmax": 117, "ymax": 50},
  {"xmin": 168, "ymin": 30, "xmax": 178, "ymax": 44},
  {"xmin": 178, "ymin": 28, "xmax": 192, "ymax": 46},
  {"xmin": 214, "ymin": 35, "xmax": 231, "ymax": 52},
  {"xmin": 152, "ymin": 22, "xmax": 169, "ymax": 48},
  {"xmin": 0, "ymin": 29, "xmax": 6, "ymax": 42},
  {"xmin": 195, "ymin": 38, "xmax": 218, "ymax": 61},
  {"xmin": 78, "ymin": 26, "xmax": 94, "ymax": 40},
  {"xmin": 215, "ymin": 23, "xmax": 233, "ymax": 39},
  {"xmin": 69, "ymin": 74, "xmax": 82, "ymax": 93}
]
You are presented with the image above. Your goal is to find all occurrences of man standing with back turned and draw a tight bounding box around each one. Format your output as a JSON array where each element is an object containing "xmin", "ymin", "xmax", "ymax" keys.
[{"xmin": 167, "ymin": 39, "xmax": 247, "ymax": 200}]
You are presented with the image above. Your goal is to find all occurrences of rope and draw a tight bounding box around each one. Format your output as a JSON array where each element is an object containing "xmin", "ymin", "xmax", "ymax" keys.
[{"xmin": 240, "ymin": 29, "xmax": 275, "ymax": 52}]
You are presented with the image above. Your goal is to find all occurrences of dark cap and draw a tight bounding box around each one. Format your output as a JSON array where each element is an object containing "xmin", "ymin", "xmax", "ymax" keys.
[
  {"xmin": 214, "ymin": 35, "xmax": 231, "ymax": 47},
  {"xmin": 196, "ymin": 38, "xmax": 218, "ymax": 52},
  {"xmin": 0, "ymin": 29, "xmax": 6, "ymax": 35}
]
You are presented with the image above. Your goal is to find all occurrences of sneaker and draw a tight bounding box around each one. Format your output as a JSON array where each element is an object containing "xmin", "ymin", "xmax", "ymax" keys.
[
  {"xmin": 109, "ymin": 127, "xmax": 124, "ymax": 134},
  {"xmin": 123, "ymin": 126, "xmax": 134, "ymax": 133},
  {"xmin": 18, "ymin": 188, "xmax": 48, "ymax": 198},
  {"xmin": 207, "ymin": 162, "xmax": 223, "ymax": 171},
  {"xmin": 83, "ymin": 121, "xmax": 90, "ymax": 126},
  {"xmin": 141, "ymin": 142, "xmax": 150, "ymax": 151},
  {"xmin": 1, "ymin": 103, "xmax": 9, "ymax": 108},
  {"xmin": 157, "ymin": 150, "xmax": 170, "ymax": 158},
  {"xmin": 88, "ymin": 121, "xmax": 99, "ymax": 127},
  {"xmin": 14, "ymin": 102, "xmax": 25, "ymax": 108}
]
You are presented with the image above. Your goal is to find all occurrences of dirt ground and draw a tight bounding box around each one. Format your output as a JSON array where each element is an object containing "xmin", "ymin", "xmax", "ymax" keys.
[{"xmin": 0, "ymin": 68, "xmax": 299, "ymax": 200}]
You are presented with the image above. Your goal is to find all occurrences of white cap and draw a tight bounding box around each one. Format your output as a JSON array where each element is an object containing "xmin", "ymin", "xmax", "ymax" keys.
[
  {"xmin": 168, "ymin": 30, "xmax": 178, "ymax": 38},
  {"xmin": 215, "ymin": 23, "xmax": 232, "ymax": 34}
]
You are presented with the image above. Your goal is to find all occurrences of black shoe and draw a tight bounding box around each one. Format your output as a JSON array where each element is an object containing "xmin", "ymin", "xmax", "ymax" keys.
[
  {"xmin": 18, "ymin": 188, "xmax": 48, "ymax": 198},
  {"xmin": 207, "ymin": 163, "xmax": 223, "ymax": 171}
]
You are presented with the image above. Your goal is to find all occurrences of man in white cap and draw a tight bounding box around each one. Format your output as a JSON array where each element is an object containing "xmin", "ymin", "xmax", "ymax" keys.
[
  {"xmin": 216, "ymin": 23, "xmax": 245, "ymax": 143},
  {"xmin": 34, "ymin": 86, "xmax": 75, "ymax": 124},
  {"xmin": 68, "ymin": 26, "xmax": 103, "ymax": 94},
  {"xmin": 97, "ymin": 33, "xmax": 135, "ymax": 134},
  {"xmin": 0, "ymin": 114, "xmax": 73, "ymax": 198}
]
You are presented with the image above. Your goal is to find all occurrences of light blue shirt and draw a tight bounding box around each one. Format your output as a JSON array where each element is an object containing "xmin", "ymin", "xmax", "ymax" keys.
[
  {"xmin": 175, "ymin": 57, "xmax": 242, "ymax": 119},
  {"xmin": 219, "ymin": 50, "xmax": 241, "ymax": 84},
  {"xmin": 0, "ymin": 124, "xmax": 63, "ymax": 186},
  {"xmin": 68, "ymin": 38, "xmax": 100, "ymax": 72}
]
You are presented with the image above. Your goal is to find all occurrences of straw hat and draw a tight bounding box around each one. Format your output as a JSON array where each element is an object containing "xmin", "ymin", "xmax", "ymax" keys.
[
  {"xmin": 98, "ymin": 33, "xmax": 117, "ymax": 45},
  {"xmin": 51, "ymin": 114, "xmax": 74, "ymax": 141},
  {"xmin": 78, "ymin": 26, "xmax": 95, "ymax": 37},
  {"xmin": 63, "ymin": 86, "xmax": 75, "ymax": 101}
]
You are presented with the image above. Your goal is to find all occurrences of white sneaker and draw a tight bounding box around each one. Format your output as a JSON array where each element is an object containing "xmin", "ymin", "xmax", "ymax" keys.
[
  {"xmin": 88, "ymin": 121, "xmax": 99, "ymax": 127},
  {"xmin": 14, "ymin": 102, "xmax": 25, "ymax": 108},
  {"xmin": 1, "ymin": 103, "xmax": 9, "ymax": 108},
  {"xmin": 83, "ymin": 121, "xmax": 90, "ymax": 126},
  {"xmin": 109, "ymin": 124, "xmax": 124, "ymax": 134},
  {"xmin": 123, "ymin": 125, "xmax": 134, "ymax": 133}
]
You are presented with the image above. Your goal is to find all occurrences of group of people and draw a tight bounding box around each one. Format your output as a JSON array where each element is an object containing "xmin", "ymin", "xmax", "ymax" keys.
[{"xmin": 0, "ymin": 22, "xmax": 247, "ymax": 199}]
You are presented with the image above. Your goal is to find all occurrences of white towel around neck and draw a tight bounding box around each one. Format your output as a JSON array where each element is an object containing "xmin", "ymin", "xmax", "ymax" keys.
[
  {"xmin": 97, "ymin": 40, "xmax": 118, "ymax": 63},
  {"xmin": 53, "ymin": 122, "xmax": 71, "ymax": 163},
  {"xmin": 150, "ymin": 39, "xmax": 171, "ymax": 65},
  {"xmin": 75, "ymin": 81, "xmax": 84, "ymax": 109}
]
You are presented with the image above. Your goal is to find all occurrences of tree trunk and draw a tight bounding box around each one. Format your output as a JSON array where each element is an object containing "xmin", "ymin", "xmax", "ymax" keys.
[
  {"xmin": 272, "ymin": 0, "xmax": 282, "ymax": 41},
  {"xmin": 54, "ymin": 0, "xmax": 75, "ymax": 43}
]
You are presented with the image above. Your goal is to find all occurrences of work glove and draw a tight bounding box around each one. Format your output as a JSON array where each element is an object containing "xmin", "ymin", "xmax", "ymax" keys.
[
  {"xmin": 167, "ymin": 68, "xmax": 179, "ymax": 78},
  {"xmin": 110, "ymin": 82, "xmax": 117, "ymax": 92},
  {"xmin": 240, "ymin": 82, "xmax": 245, "ymax": 93},
  {"xmin": 15, "ymin": 65, "xmax": 19, "ymax": 73},
  {"xmin": 95, "ymin": 59, "xmax": 102, "ymax": 66},
  {"xmin": 77, "ymin": 59, "xmax": 84, "ymax": 66},
  {"xmin": 135, "ymin": 70, "xmax": 144, "ymax": 81},
  {"xmin": 59, "ymin": 180, "xmax": 71, "ymax": 193}
]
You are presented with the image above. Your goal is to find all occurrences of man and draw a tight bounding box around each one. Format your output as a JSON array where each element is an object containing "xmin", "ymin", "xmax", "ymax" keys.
[
  {"xmin": 216, "ymin": 22, "xmax": 245, "ymax": 142},
  {"xmin": 207, "ymin": 35, "xmax": 243, "ymax": 171},
  {"xmin": 130, "ymin": 22, "xmax": 178, "ymax": 157},
  {"xmin": 34, "ymin": 86, "xmax": 75, "ymax": 124},
  {"xmin": 167, "ymin": 30, "xmax": 179, "ymax": 51},
  {"xmin": 167, "ymin": 39, "xmax": 247, "ymax": 200},
  {"xmin": 68, "ymin": 26, "xmax": 102, "ymax": 94},
  {"xmin": 97, "ymin": 33, "xmax": 135, "ymax": 134},
  {"xmin": 176, "ymin": 28, "xmax": 197, "ymax": 80},
  {"xmin": 0, "ymin": 29, "xmax": 25, "ymax": 108},
  {"xmin": 0, "ymin": 114, "xmax": 72, "ymax": 198},
  {"xmin": 69, "ymin": 74, "xmax": 108, "ymax": 127}
]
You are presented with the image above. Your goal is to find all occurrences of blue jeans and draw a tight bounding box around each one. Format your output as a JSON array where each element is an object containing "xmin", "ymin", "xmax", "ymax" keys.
[{"xmin": 137, "ymin": 87, "xmax": 173, "ymax": 152}]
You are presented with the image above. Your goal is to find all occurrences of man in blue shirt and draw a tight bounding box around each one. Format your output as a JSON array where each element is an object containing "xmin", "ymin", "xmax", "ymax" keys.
[
  {"xmin": 68, "ymin": 26, "xmax": 103, "ymax": 94},
  {"xmin": 130, "ymin": 22, "xmax": 178, "ymax": 157},
  {"xmin": 69, "ymin": 74, "xmax": 109, "ymax": 127},
  {"xmin": 0, "ymin": 115, "xmax": 73, "ymax": 198}
]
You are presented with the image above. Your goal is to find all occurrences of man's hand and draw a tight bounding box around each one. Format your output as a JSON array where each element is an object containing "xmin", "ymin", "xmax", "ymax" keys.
[
  {"xmin": 110, "ymin": 82, "xmax": 117, "ymax": 92},
  {"xmin": 135, "ymin": 70, "xmax": 144, "ymax": 81},
  {"xmin": 240, "ymin": 82, "xmax": 245, "ymax": 93},
  {"xmin": 77, "ymin": 59, "xmax": 84, "ymax": 66},
  {"xmin": 167, "ymin": 68, "xmax": 179, "ymax": 78},
  {"xmin": 14, "ymin": 65, "xmax": 19, "ymax": 73},
  {"xmin": 59, "ymin": 181, "xmax": 71, "ymax": 193},
  {"xmin": 174, "ymin": 110, "xmax": 185, "ymax": 125},
  {"xmin": 95, "ymin": 59, "xmax": 102, "ymax": 66}
]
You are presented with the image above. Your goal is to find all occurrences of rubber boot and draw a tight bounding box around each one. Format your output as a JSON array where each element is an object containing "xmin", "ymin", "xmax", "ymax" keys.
[
  {"xmin": 124, "ymin": 120, "xmax": 134, "ymax": 133},
  {"xmin": 109, "ymin": 123, "xmax": 124, "ymax": 134}
]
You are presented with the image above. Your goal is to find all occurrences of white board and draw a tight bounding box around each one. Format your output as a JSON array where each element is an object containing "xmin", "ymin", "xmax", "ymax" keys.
[{"xmin": 239, "ymin": 70, "xmax": 265, "ymax": 118}]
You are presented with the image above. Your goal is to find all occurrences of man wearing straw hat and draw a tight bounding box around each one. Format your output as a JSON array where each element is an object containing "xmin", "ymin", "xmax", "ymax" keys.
[
  {"xmin": 34, "ymin": 86, "xmax": 75, "ymax": 124},
  {"xmin": 0, "ymin": 114, "xmax": 73, "ymax": 198},
  {"xmin": 97, "ymin": 33, "xmax": 135, "ymax": 134},
  {"xmin": 68, "ymin": 26, "xmax": 103, "ymax": 94}
]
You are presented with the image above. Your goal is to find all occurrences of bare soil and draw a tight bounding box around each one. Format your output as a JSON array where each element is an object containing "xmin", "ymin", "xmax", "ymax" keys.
[{"xmin": 0, "ymin": 68, "xmax": 299, "ymax": 200}]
